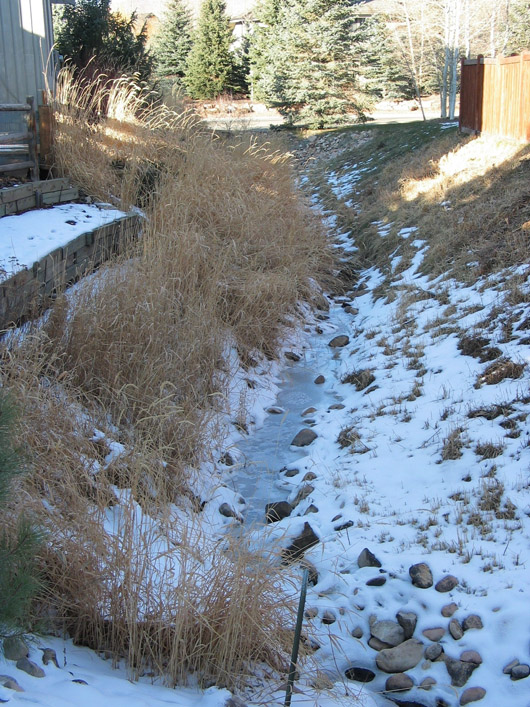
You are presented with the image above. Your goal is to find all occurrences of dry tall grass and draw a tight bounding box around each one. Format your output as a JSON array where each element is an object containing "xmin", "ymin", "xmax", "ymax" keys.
[{"xmin": 0, "ymin": 72, "xmax": 330, "ymax": 686}]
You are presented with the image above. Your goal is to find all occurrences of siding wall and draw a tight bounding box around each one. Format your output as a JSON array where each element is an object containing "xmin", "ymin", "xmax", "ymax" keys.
[{"xmin": 0, "ymin": 0, "xmax": 55, "ymax": 110}]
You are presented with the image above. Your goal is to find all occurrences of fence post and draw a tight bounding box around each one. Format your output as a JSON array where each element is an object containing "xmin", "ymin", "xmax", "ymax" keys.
[
  {"xmin": 284, "ymin": 568, "xmax": 309, "ymax": 707},
  {"xmin": 26, "ymin": 96, "xmax": 39, "ymax": 181}
]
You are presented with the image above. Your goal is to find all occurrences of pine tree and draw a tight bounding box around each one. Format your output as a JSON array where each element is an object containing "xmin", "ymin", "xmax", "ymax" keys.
[
  {"xmin": 184, "ymin": 0, "xmax": 235, "ymax": 99},
  {"xmin": 506, "ymin": 0, "xmax": 530, "ymax": 54},
  {"xmin": 250, "ymin": 0, "xmax": 366, "ymax": 128},
  {"xmin": 54, "ymin": 0, "xmax": 153, "ymax": 81},
  {"xmin": 152, "ymin": 0, "xmax": 193, "ymax": 81},
  {"xmin": 0, "ymin": 392, "xmax": 42, "ymax": 644}
]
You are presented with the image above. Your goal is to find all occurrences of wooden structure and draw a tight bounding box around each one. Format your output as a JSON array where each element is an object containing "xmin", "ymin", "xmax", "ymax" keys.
[
  {"xmin": 0, "ymin": 98, "xmax": 39, "ymax": 179},
  {"xmin": 0, "ymin": 178, "xmax": 78, "ymax": 217},
  {"xmin": 460, "ymin": 52, "xmax": 530, "ymax": 142},
  {"xmin": 0, "ymin": 208, "xmax": 141, "ymax": 329}
]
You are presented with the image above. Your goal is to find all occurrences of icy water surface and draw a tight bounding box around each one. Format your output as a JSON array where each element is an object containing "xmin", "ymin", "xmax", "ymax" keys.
[{"xmin": 229, "ymin": 305, "xmax": 351, "ymax": 526}]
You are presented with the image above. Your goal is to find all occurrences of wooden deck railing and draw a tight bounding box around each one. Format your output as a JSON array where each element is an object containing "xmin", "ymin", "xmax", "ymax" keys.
[{"xmin": 0, "ymin": 96, "xmax": 39, "ymax": 180}]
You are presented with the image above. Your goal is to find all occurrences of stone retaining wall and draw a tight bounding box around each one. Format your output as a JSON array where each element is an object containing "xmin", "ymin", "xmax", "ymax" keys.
[{"xmin": 0, "ymin": 213, "xmax": 141, "ymax": 329}]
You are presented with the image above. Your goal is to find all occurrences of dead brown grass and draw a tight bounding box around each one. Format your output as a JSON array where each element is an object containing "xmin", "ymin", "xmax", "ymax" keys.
[{"xmin": 0, "ymin": 72, "xmax": 330, "ymax": 686}]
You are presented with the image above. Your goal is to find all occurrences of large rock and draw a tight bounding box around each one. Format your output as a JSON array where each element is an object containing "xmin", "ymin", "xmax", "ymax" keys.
[
  {"xmin": 445, "ymin": 657, "xmax": 478, "ymax": 687},
  {"xmin": 283, "ymin": 522, "xmax": 319, "ymax": 562},
  {"xmin": 375, "ymin": 639, "xmax": 424, "ymax": 673},
  {"xmin": 409, "ymin": 563, "xmax": 433, "ymax": 588},
  {"xmin": 371, "ymin": 620, "xmax": 406, "ymax": 647},
  {"xmin": 449, "ymin": 618, "xmax": 464, "ymax": 640},
  {"xmin": 396, "ymin": 611, "xmax": 418, "ymax": 639},
  {"xmin": 435, "ymin": 575, "xmax": 459, "ymax": 593},
  {"xmin": 329, "ymin": 335, "xmax": 350, "ymax": 348},
  {"xmin": 0, "ymin": 674, "xmax": 24, "ymax": 692},
  {"xmin": 2, "ymin": 637, "xmax": 28, "ymax": 661},
  {"xmin": 462, "ymin": 614, "xmax": 483, "ymax": 631},
  {"xmin": 265, "ymin": 501, "xmax": 292, "ymax": 523},
  {"xmin": 385, "ymin": 673, "xmax": 414, "ymax": 692},
  {"xmin": 291, "ymin": 428, "xmax": 318, "ymax": 447},
  {"xmin": 460, "ymin": 687, "xmax": 486, "ymax": 705},
  {"xmin": 291, "ymin": 484, "xmax": 315, "ymax": 508},
  {"xmin": 16, "ymin": 657, "xmax": 45, "ymax": 678},
  {"xmin": 422, "ymin": 627, "xmax": 445, "ymax": 642},
  {"xmin": 511, "ymin": 664, "xmax": 530, "ymax": 680},
  {"xmin": 358, "ymin": 548, "xmax": 382, "ymax": 568}
]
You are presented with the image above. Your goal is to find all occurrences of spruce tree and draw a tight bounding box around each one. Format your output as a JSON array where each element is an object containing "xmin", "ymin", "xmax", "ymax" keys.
[
  {"xmin": 250, "ymin": 0, "xmax": 365, "ymax": 128},
  {"xmin": 184, "ymin": 0, "xmax": 235, "ymax": 99},
  {"xmin": 152, "ymin": 0, "xmax": 193, "ymax": 81}
]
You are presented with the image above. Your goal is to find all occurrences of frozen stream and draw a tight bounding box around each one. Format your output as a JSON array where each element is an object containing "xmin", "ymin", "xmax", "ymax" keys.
[{"xmin": 228, "ymin": 303, "xmax": 352, "ymax": 526}]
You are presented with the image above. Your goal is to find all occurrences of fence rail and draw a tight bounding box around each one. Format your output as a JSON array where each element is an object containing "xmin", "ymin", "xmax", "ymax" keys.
[
  {"xmin": 0, "ymin": 97, "xmax": 39, "ymax": 179},
  {"xmin": 460, "ymin": 52, "xmax": 530, "ymax": 142}
]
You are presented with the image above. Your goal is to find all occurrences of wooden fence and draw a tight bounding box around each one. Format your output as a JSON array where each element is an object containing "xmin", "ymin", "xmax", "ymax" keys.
[
  {"xmin": 460, "ymin": 52, "xmax": 530, "ymax": 142},
  {"xmin": 0, "ymin": 97, "xmax": 39, "ymax": 179}
]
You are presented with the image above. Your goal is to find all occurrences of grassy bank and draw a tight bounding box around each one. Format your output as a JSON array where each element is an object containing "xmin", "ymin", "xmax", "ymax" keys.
[{"xmin": 0, "ymin": 74, "xmax": 331, "ymax": 686}]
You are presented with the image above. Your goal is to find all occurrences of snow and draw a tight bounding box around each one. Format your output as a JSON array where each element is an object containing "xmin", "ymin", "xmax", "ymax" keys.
[
  {"xmin": 3, "ymin": 154, "xmax": 530, "ymax": 707},
  {"xmin": 0, "ymin": 203, "xmax": 128, "ymax": 280}
]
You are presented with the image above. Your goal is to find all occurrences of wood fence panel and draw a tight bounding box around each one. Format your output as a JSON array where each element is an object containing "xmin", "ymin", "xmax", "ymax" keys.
[{"xmin": 460, "ymin": 52, "xmax": 530, "ymax": 142}]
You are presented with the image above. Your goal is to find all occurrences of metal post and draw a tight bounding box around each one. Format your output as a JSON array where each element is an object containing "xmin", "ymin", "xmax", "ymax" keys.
[{"xmin": 284, "ymin": 568, "xmax": 309, "ymax": 707}]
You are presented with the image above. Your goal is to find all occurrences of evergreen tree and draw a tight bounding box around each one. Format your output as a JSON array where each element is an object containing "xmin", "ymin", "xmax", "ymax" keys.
[
  {"xmin": 152, "ymin": 0, "xmax": 193, "ymax": 81},
  {"xmin": 250, "ymin": 0, "xmax": 366, "ymax": 128},
  {"xmin": 54, "ymin": 0, "xmax": 153, "ymax": 81},
  {"xmin": 506, "ymin": 0, "xmax": 530, "ymax": 54},
  {"xmin": 0, "ymin": 392, "xmax": 42, "ymax": 644},
  {"xmin": 184, "ymin": 0, "xmax": 235, "ymax": 99}
]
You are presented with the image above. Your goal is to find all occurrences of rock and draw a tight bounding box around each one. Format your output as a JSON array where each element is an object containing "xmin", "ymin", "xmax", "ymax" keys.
[
  {"xmin": 422, "ymin": 627, "xmax": 445, "ymax": 642},
  {"xmin": 371, "ymin": 620, "xmax": 406, "ymax": 647},
  {"xmin": 283, "ymin": 522, "xmax": 319, "ymax": 562},
  {"xmin": 305, "ymin": 607, "xmax": 318, "ymax": 619},
  {"xmin": 303, "ymin": 471, "xmax": 317, "ymax": 481},
  {"xmin": 409, "ymin": 563, "xmax": 433, "ymax": 588},
  {"xmin": 334, "ymin": 520, "xmax": 354, "ymax": 532},
  {"xmin": 345, "ymin": 666, "xmax": 376, "ymax": 683},
  {"xmin": 460, "ymin": 651, "xmax": 482, "ymax": 665},
  {"xmin": 396, "ymin": 611, "xmax": 418, "ymax": 639},
  {"xmin": 16, "ymin": 658, "xmax": 45, "ymax": 678},
  {"xmin": 285, "ymin": 351, "xmax": 301, "ymax": 362},
  {"xmin": 358, "ymin": 548, "xmax": 382, "ymax": 568},
  {"xmin": 366, "ymin": 575, "xmax": 386, "ymax": 586},
  {"xmin": 462, "ymin": 615, "xmax": 483, "ymax": 631},
  {"xmin": 0, "ymin": 675, "xmax": 24, "ymax": 692},
  {"xmin": 441, "ymin": 603, "xmax": 458, "ymax": 617},
  {"xmin": 267, "ymin": 406, "xmax": 285, "ymax": 414},
  {"xmin": 41, "ymin": 648, "xmax": 59, "ymax": 667},
  {"xmin": 329, "ymin": 335, "xmax": 350, "ymax": 348},
  {"xmin": 314, "ymin": 375, "xmax": 325, "ymax": 384},
  {"xmin": 321, "ymin": 611, "xmax": 336, "ymax": 625},
  {"xmin": 435, "ymin": 575, "xmax": 458, "ymax": 593},
  {"xmin": 419, "ymin": 677, "xmax": 437, "ymax": 690},
  {"xmin": 305, "ymin": 504, "xmax": 319, "ymax": 514},
  {"xmin": 376, "ymin": 639, "xmax": 424, "ymax": 673},
  {"xmin": 445, "ymin": 657, "xmax": 478, "ymax": 687},
  {"xmin": 503, "ymin": 659, "xmax": 520, "ymax": 674},
  {"xmin": 511, "ymin": 664, "xmax": 530, "ymax": 680},
  {"xmin": 291, "ymin": 428, "xmax": 318, "ymax": 447},
  {"xmin": 328, "ymin": 403, "xmax": 345, "ymax": 410},
  {"xmin": 283, "ymin": 468, "xmax": 299, "ymax": 477},
  {"xmin": 385, "ymin": 673, "xmax": 414, "ymax": 692},
  {"xmin": 300, "ymin": 559, "xmax": 319, "ymax": 586},
  {"xmin": 449, "ymin": 618, "xmax": 464, "ymax": 640},
  {"xmin": 301, "ymin": 407, "xmax": 317, "ymax": 416},
  {"xmin": 460, "ymin": 687, "xmax": 486, "ymax": 705},
  {"xmin": 72, "ymin": 678, "xmax": 88, "ymax": 684},
  {"xmin": 369, "ymin": 637, "xmax": 392, "ymax": 651},
  {"xmin": 352, "ymin": 626, "xmax": 363, "ymax": 639},
  {"xmin": 291, "ymin": 484, "xmax": 315, "ymax": 507},
  {"xmin": 425, "ymin": 644, "xmax": 443, "ymax": 661},
  {"xmin": 219, "ymin": 452, "xmax": 234, "ymax": 466},
  {"xmin": 2, "ymin": 637, "xmax": 28, "ymax": 661},
  {"xmin": 218, "ymin": 503, "xmax": 242, "ymax": 522},
  {"xmin": 225, "ymin": 697, "xmax": 248, "ymax": 707},
  {"xmin": 265, "ymin": 501, "xmax": 292, "ymax": 523}
]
